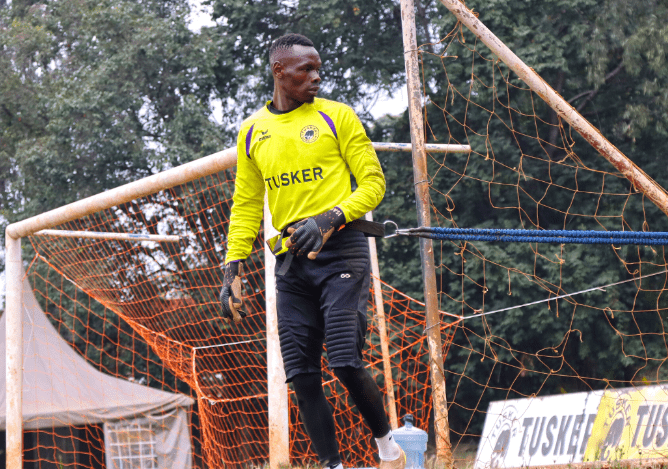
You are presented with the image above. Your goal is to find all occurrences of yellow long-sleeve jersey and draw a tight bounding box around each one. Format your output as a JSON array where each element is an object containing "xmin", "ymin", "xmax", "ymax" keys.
[{"xmin": 225, "ymin": 97, "xmax": 386, "ymax": 263}]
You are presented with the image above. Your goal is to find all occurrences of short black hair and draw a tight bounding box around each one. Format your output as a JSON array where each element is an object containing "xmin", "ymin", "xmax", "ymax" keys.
[{"xmin": 269, "ymin": 33, "xmax": 315, "ymax": 63}]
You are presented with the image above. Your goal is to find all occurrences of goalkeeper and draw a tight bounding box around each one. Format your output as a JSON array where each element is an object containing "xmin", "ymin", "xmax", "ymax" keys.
[{"xmin": 220, "ymin": 33, "xmax": 405, "ymax": 469}]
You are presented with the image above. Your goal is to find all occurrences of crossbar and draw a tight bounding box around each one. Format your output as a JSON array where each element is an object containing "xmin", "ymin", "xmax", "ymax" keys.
[
  {"xmin": 374, "ymin": 142, "xmax": 470, "ymax": 153},
  {"xmin": 6, "ymin": 147, "xmax": 237, "ymax": 239}
]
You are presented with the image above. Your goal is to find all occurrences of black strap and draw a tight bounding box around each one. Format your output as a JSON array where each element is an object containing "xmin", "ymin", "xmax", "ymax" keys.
[
  {"xmin": 346, "ymin": 219, "xmax": 385, "ymax": 237},
  {"xmin": 276, "ymin": 251, "xmax": 293, "ymax": 276}
]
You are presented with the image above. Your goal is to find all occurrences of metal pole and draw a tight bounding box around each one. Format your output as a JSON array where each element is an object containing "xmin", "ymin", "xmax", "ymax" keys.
[
  {"xmin": 373, "ymin": 143, "xmax": 470, "ymax": 153},
  {"xmin": 365, "ymin": 212, "xmax": 399, "ymax": 430},
  {"xmin": 265, "ymin": 201, "xmax": 290, "ymax": 469},
  {"xmin": 400, "ymin": 0, "xmax": 453, "ymax": 465},
  {"xmin": 438, "ymin": 0, "xmax": 668, "ymax": 218},
  {"xmin": 5, "ymin": 232, "xmax": 23, "ymax": 469},
  {"xmin": 33, "ymin": 229, "xmax": 180, "ymax": 243}
]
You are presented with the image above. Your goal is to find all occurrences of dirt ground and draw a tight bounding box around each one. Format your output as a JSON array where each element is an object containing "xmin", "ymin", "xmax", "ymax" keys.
[{"xmin": 424, "ymin": 441, "xmax": 478, "ymax": 469}]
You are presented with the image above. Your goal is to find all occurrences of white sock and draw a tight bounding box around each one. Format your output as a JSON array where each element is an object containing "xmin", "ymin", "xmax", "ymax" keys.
[
  {"xmin": 375, "ymin": 431, "xmax": 402, "ymax": 461},
  {"xmin": 324, "ymin": 463, "xmax": 343, "ymax": 469}
]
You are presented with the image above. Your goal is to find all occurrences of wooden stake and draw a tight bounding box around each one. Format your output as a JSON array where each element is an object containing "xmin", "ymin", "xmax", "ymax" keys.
[
  {"xmin": 400, "ymin": 0, "xmax": 454, "ymax": 465},
  {"xmin": 365, "ymin": 212, "xmax": 399, "ymax": 430}
]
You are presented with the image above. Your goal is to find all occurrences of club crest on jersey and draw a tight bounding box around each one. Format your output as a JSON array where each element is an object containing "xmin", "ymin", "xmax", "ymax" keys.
[{"xmin": 300, "ymin": 125, "xmax": 319, "ymax": 143}]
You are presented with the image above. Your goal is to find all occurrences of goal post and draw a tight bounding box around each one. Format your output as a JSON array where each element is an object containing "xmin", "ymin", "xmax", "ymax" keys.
[
  {"xmin": 4, "ymin": 141, "xmax": 468, "ymax": 469},
  {"xmin": 264, "ymin": 199, "xmax": 290, "ymax": 469},
  {"xmin": 5, "ymin": 234, "xmax": 22, "ymax": 469}
]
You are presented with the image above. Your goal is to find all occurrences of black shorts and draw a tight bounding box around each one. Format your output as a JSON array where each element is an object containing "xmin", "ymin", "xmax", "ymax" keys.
[{"xmin": 275, "ymin": 228, "xmax": 371, "ymax": 383}]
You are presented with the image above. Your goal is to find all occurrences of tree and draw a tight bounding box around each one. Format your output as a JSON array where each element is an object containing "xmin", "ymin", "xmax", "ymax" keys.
[
  {"xmin": 0, "ymin": 0, "xmax": 224, "ymax": 221},
  {"xmin": 0, "ymin": 0, "xmax": 231, "ymax": 396},
  {"xmin": 205, "ymin": 0, "xmax": 408, "ymax": 121}
]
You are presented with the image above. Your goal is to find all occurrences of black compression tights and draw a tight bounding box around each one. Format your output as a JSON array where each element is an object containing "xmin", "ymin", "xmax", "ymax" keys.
[{"xmin": 291, "ymin": 368, "xmax": 391, "ymax": 466}]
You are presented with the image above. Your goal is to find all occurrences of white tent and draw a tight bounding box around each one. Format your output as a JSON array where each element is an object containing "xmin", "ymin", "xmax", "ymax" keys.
[{"xmin": 0, "ymin": 272, "xmax": 195, "ymax": 468}]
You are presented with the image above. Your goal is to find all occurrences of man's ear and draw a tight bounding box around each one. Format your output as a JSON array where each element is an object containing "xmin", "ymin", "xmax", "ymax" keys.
[{"xmin": 271, "ymin": 61, "xmax": 283, "ymax": 79}]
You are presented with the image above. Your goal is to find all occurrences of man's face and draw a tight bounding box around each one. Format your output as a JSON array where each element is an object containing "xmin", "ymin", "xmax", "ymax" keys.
[{"xmin": 273, "ymin": 45, "xmax": 322, "ymax": 103}]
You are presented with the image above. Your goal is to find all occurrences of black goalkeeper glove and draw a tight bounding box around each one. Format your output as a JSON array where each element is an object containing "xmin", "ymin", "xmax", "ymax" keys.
[
  {"xmin": 219, "ymin": 260, "xmax": 247, "ymax": 324},
  {"xmin": 285, "ymin": 207, "xmax": 346, "ymax": 260}
]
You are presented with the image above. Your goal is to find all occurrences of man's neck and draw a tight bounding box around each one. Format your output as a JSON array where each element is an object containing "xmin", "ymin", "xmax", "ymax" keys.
[
  {"xmin": 272, "ymin": 91, "xmax": 307, "ymax": 112},
  {"xmin": 267, "ymin": 102, "xmax": 292, "ymax": 115}
]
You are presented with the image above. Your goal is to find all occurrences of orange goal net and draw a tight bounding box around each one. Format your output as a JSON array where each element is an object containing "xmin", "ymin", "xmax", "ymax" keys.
[{"xmin": 21, "ymin": 168, "xmax": 453, "ymax": 468}]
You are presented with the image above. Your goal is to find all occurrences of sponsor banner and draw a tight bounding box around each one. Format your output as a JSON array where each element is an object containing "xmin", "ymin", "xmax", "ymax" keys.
[
  {"xmin": 475, "ymin": 391, "xmax": 604, "ymax": 469},
  {"xmin": 583, "ymin": 385, "xmax": 668, "ymax": 462}
]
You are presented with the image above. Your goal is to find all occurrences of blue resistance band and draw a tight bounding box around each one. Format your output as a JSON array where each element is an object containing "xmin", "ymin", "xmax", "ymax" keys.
[{"xmin": 384, "ymin": 223, "xmax": 668, "ymax": 246}]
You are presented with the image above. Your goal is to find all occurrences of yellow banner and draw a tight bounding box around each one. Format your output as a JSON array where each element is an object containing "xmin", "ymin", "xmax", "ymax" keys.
[{"xmin": 584, "ymin": 386, "xmax": 668, "ymax": 462}]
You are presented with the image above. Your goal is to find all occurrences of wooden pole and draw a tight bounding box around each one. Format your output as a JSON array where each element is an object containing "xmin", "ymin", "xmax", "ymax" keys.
[
  {"xmin": 265, "ymin": 201, "xmax": 290, "ymax": 469},
  {"xmin": 365, "ymin": 212, "xmax": 399, "ymax": 430},
  {"xmin": 400, "ymin": 0, "xmax": 454, "ymax": 465},
  {"xmin": 5, "ymin": 233, "xmax": 23, "ymax": 469},
  {"xmin": 438, "ymin": 0, "xmax": 668, "ymax": 218}
]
